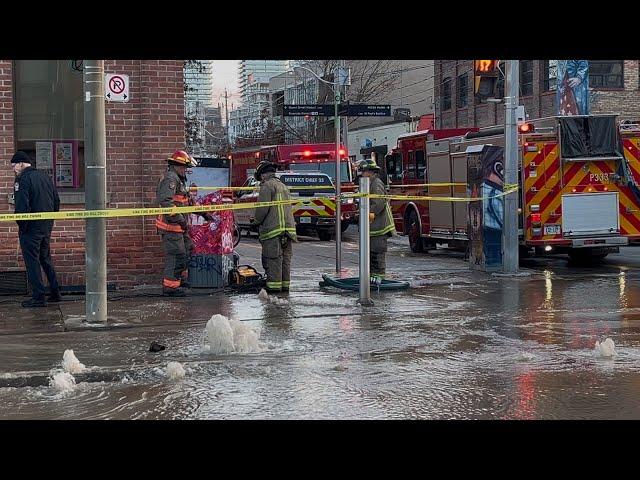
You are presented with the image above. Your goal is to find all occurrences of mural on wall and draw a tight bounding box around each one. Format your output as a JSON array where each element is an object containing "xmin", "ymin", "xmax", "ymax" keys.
[
  {"xmin": 556, "ymin": 60, "xmax": 590, "ymax": 116},
  {"xmin": 467, "ymin": 146, "xmax": 504, "ymax": 271}
]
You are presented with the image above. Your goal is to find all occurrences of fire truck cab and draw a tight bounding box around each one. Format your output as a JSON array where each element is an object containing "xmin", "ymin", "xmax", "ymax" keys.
[
  {"xmin": 230, "ymin": 143, "xmax": 358, "ymax": 231},
  {"xmin": 234, "ymin": 171, "xmax": 337, "ymax": 241},
  {"xmin": 385, "ymin": 115, "xmax": 640, "ymax": 262}
]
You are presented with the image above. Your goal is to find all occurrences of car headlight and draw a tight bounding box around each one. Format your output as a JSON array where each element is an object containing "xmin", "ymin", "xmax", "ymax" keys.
[{"xmin": 345, "ymin": 198, "xmax": 354, "ymax": 204}]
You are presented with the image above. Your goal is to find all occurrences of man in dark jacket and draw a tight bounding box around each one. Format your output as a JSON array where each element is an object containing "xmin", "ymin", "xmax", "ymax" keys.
[{"xmin": 12, "ymin": 151, "xmax": 61, "ymax": 307}]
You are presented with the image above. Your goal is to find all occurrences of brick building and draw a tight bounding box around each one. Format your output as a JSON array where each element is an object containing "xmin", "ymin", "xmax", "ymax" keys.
[
  {"xmin": 0, "ymin": 60, "xmax": 185, "ymax": 290},
  {"xmin": 434, "ymin": 60, "xmax": 640, "ymax": 129}
]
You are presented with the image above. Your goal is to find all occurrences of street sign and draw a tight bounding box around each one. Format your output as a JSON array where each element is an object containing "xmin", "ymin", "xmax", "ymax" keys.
[
  {"xmin": 346, "ymin": 104, "xmax": 391, "ymax": 117},
  {"xmin": 105, "ymin": 74, "xmax": 130, "ymax": 102},
  {"xmin": 283, "ymin": 104, "xmax": 391, "ymax": 117},
  {"xmin": 283, "ymin": 104, "xmax": 334, "ymax": 116}
]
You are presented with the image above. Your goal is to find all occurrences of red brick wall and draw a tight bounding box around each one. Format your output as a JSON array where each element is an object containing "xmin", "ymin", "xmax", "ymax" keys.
[
  {"xmin": 0, "ymin": 60, "xmax": 185, "ymax": 289},
  {"xmin": 435, "ymin": 60, "xmax": 640, "ymax": 128}
]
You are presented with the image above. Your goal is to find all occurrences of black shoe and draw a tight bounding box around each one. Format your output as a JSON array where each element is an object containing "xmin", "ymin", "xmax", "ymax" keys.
[
  {"xmin": 21, "ymin": 298, "xmax": 47, "ymax": 308},
  {"xmin": 163, "ymin": 288, "xmax": 186, "ymax": 297},
  {"xmin": 47, "ymin": 293, "xmax": 63, "ymax": 303},
  {"xmin": 180, "ymin": 280, "xmax": 191, "ymax": 289}
]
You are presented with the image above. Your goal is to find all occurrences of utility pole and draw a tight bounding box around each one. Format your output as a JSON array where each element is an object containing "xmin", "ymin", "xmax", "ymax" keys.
[
  {"xmin": 340, "ymin": 59, "xmax": 349, "ymax": 163},
  {"xmin": 225, "ymin": 89, "xmax": 230, "ymax": 147},
  {"xmin": 334, "ymin": 70, "xmax": 342, "ymax": 274},
  {"xmin": 503, "ymin": 60, "xmax": 520, "ymax": 274},
  {"xmin": 83, "ymin": 60, "xmax": 107, "ymax": 322}
]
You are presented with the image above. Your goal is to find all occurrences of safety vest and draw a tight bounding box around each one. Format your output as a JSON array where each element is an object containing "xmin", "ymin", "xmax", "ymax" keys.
[
  {"xmin": 254, "ymin": 176, "xmax": 297, "ymax": 241},
  {"xmin": 370, "ymin": 176, "xmax": 395, "ymax": 237}
]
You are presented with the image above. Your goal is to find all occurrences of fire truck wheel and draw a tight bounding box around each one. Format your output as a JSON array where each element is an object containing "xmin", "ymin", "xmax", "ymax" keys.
[
  {"xmin": 317, "ymin": 229, "xmax": 334, "ymax": 241},
  {"xmin": 407, "ymin": 209, "xmax": 424, "ymax": 253}
]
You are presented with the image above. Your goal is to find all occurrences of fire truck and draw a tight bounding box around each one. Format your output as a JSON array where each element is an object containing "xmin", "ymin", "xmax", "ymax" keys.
[
  {"xmin": 384, "ymin": 115, "xmax": 640, "ymax": 262},
  {"xmin": 230, "ymin": 143, "xmax": 358, "ymax": 233},
  {"xmin": 234, "ymin": 171, "xmax": 337, "ymax": 241}
]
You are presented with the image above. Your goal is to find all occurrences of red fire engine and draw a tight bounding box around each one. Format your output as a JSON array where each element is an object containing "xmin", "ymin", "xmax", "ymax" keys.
[
  {"xmin": 230, "ymin": 143, "xmax": 358, "ymax": 231},
  {"xmin": 384, "ymin": 115, "xmax": 640, "ymax": 262}
]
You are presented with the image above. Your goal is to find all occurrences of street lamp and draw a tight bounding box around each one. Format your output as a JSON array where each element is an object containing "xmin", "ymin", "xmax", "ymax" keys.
[{"xmin": 291, "ymin": 64, "xmax": 350, "ymax": 274}]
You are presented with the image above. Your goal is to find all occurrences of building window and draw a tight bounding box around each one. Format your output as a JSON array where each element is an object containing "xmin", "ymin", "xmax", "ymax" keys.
[
  {"xmin": 442, "ymin": 78, "xmax": 452, "ymax": 111},
  {"xmin": 457, "ymin": 73, "xmax": 468, "ymax": 108},
  {"xmin": 590, "ymin": 60, "xmax": 624, "ymax": 89},
  {"xmin": 520, "ymin": 60, "xmax": 534, "ymax": 96},
  {"xmin": 543, "ymin": 60, "xmax": 557, "ymax": 91},
  {"xmin": 13, "ymin": 60, "xmax": 84, "ymax": 190}
]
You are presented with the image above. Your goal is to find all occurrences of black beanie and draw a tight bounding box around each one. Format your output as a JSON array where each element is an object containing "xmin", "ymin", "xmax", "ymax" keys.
[{"xmin": 10, "ymin": 151, "xmax": 31, "ymax": 164}]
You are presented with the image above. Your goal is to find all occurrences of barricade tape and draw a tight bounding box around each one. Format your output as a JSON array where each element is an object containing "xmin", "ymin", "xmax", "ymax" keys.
[{"xmin": 0, "ymin": 186, "xmax": 518, "ymax": 222}]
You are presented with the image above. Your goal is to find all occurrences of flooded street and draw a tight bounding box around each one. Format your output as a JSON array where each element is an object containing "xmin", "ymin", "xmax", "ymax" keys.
[{"xmin": 3, "ymin": 229, "xmax": 640, "ymax": 419}]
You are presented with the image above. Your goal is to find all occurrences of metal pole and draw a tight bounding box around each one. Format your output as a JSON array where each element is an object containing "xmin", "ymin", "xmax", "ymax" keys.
[
  {"xmin": 358, "ymin": 176, "xmax": 373, "ymax": 305},
  {"xmin": 83, "ymin": 60, "xmax": 107, "ymax": 322},
  {"xmin": 225, "ymin": 89, "xmax": 230, "ymax": 147},
  {"xmin": 335, "ymin": 84, "xmax": 342, "ymax": 274},
  {"xmin": 503, "ymin": 60, "xmax": 520, "ymax": 274}
]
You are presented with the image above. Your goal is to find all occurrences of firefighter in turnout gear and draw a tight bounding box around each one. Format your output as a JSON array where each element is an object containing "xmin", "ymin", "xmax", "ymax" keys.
[
  {"xmin": 156, "ymin": 150, "xmax": 212, "ymax": 296},
  {"xmin": 357, "ymin": 158, "xmax": 395, "ymax": 282},
  {"xmin": 253, "ymin": 161, "xmax": 297, "ymax": 293}
]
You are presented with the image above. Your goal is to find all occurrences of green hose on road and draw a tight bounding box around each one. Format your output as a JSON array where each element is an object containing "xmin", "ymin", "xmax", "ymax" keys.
[{"xmin": 319, "ymin": 274, "xmax": 410, "ymax": 291}]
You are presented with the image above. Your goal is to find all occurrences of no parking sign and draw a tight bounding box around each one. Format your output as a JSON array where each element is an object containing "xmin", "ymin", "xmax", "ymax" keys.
[{"xmin": 105, "ymin": 74, "xmax": 129, "ymax": 102}]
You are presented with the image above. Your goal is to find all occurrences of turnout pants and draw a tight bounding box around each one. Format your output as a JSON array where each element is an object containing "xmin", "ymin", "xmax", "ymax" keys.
[
  {"xmin": 19, "ymin": 228, "xmax": 60, "ymax": 301},
  {"xmin": 161, "ymin": 232, "xmax": 193, "ymax": 290},
  {"xmin": 261, "ymin": 235, "xmax": 292, "ymax": 292},
  {"xmin": 370, "ymin": 235, "xmax": 388, "ymax": 278}
]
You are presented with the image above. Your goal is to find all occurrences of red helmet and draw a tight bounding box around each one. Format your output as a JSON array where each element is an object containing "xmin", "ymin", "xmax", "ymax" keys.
[{"xmin": 167, "ymin": 150, "xmax": 198, "ymax": 167}]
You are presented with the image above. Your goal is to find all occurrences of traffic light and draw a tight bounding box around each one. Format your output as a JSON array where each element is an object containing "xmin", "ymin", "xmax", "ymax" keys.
[{"xmin": 474, "ymin": 60, "xmax": 499, "ymax": 98}]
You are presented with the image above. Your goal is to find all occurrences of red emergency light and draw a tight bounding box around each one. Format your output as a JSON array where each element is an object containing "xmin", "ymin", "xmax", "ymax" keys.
[
  {"xmin": 531, "ymin": 213, "xmax": 542, "ymax": 223},
  {"xmin": 518, "ymin": 123, "xmax": 535, "ymax": 134},
  {"xmin": 303, "ymin": 150, "xmax": 311, "ymax": 157},
  {"xmin": 338, "ymin": 149, "xmax": 346, "ymax": 156}
]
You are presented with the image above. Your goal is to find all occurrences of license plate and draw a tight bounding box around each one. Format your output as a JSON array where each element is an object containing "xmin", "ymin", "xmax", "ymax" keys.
[
  {"xmin": 299, "ymin": 217, "xmax": 311, "ymax": 224},
  {"xmin": 544, "ymin": 224, "xmax": 561, "ymax": 235}
]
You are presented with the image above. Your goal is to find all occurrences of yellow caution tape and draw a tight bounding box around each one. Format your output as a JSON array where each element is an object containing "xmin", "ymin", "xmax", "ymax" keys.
[
  {"xmin": 388, "ymin": 183, "xmax": 467, "ymax": 188},
  {"xmin": 0, "ymin": 186, "xmax": 517, "ymax": 222},
  {"xmin": 191, "ymin": 185, "xmax": 337, "ymax": 191},
  {"xmin": 370, "ymin": 186, "xmax": 519, "ymax": 203}
]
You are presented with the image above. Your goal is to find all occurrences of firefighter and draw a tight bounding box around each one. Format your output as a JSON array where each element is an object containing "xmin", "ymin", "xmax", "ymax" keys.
[
  {"xmin": 252, "ymin": 161, "xmax": 297, "ymax": 293},
  {"xmin": 357, "ymin": 158, "xmax": 396, "ymax": 282},
  {"xmin": 156, "ymin": 150, "xmax": 211, "ymax": 297}
]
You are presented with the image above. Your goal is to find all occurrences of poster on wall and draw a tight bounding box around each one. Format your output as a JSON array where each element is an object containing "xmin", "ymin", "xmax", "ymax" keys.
[
  {"xmin": 35, "ymin": 141, "xmax": 54, "ymax": 179},
  {"xmin": 555, "ymin": 60, "xmax": 590, "ymax": 116},
  {"xmin": 52, "ymin": 140, "xmax": 79, "ymax": 188},
  {"xmin": 55, "ymin": 165, "xmax": 74, "ymax": 187}
]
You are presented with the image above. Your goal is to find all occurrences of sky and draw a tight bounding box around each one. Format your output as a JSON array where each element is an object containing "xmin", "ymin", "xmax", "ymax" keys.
[{"xmin": 211, "ymin": 60, "xmax": 241, "ymax": 110}]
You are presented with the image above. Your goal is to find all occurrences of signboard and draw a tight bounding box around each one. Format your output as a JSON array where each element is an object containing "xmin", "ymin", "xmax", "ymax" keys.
[
  {"xmin": 345, "ymin": 104, "xmax": 391, "ymax": 117},
  {"xmin": 283, "ymin": 104, "xmax": 334, "ymax": 117},
  {"xmin": 105, "ymin": 73, "xmax": 130, "ymax": 102},
  {"xmin": 284, "ymin": 104, "xmax": 391, "ymax": 117}
]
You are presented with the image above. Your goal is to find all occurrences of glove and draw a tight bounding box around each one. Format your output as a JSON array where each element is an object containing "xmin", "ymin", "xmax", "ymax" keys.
[{"xmin": 369, "ymin": 213, "xmax": 375, "ymax": 222}]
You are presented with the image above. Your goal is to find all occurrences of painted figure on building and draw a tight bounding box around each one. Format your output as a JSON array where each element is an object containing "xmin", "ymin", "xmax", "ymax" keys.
[{"xmin": 556, "ymin": 60, "xmax": 590, "ymax": 116}]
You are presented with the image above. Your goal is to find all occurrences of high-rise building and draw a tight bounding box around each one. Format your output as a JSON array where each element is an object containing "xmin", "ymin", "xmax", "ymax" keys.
[
  {"xmin": 184, "ymin": 60, "xmax": 213, "ymax": 110},
  {"xmin": 238, "ymin": 60, "xmax": 289, "ymax": 101}
]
